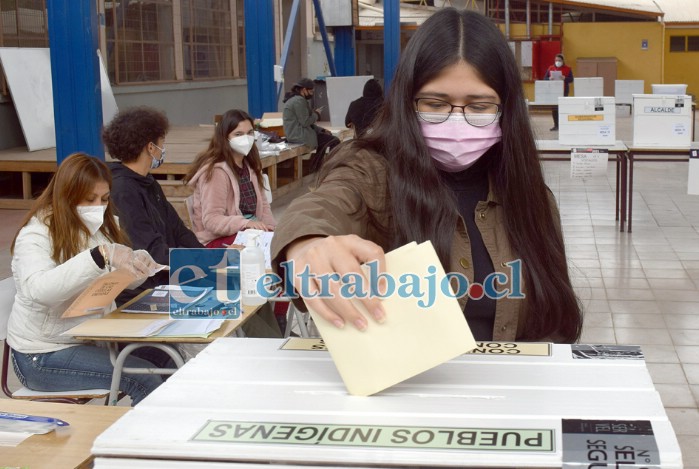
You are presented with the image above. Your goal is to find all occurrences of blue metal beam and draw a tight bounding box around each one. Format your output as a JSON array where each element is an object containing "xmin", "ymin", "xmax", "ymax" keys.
[
  {"xmin": 384, "ymin": 0, "xmax": 400, "ymax": 91},
  {"xmin": 276, "ymin": 0, "xmax": 302, "ymax": 103},
  {"xmin": 334, "ymin": 27, "xmax": 355, "ymax": 77},
  {"xmin": 46, "ymin": 0, "xmax": 103, "ymax": 163},
  {"xmin": 245, "ymin": 0, "xmax": 276, "ymax": 118},
  {"xmin": 311, "ymin": 0, "xmax": 336, "ymax": 77}
]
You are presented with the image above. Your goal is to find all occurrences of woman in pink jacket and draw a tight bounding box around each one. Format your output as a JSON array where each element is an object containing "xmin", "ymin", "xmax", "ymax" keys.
[{"xmin": 185, "ymin": 109, "xmax": 276, "ymax": 247}]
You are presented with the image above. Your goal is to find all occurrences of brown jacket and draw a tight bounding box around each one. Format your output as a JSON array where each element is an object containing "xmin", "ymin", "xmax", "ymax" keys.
[{"xmin": 272, "ymin": 148, "xmax": 561, "ymax": 341}]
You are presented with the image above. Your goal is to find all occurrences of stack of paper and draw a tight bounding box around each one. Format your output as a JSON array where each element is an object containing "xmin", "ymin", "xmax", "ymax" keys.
[
  {"xmin": 63, "ymin": 318, "xmax": 171, "ymax": 338},
  {"xmin": 306, "ymin": 241, "xmax": 477, "ymax": 396},
  {"xmin": 63, "ymin": 318, "xmax": 225, "ymax": 339},
  {"xmin": 155, "ymin": 319, "xmax": 225, "ymax": 338},
  {"xmin": 121, "ymin": 285, "xmax": 213, "ymax": 314}
]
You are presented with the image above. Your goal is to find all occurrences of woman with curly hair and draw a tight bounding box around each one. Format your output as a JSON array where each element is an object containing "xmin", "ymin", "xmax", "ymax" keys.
[{"xmin": 103, "ymin": 106, "xmax": 203, "ymax": 303}]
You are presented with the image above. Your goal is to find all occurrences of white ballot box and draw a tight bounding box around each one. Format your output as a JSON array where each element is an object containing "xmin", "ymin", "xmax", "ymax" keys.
[
  {"xmin": 632, "ymin": 94, "xmax": 692, "ymax": 148},
  {"xmin": 574, "ymin": 77, "xmax": 604, "ymax": 97},
  {"xmin": 558, "ymin": 96, "xmax": 616, "ymax": 145},
  {"xmin": 615, "ymin": 79, "xmax": 644, "ymax": 105},
  {"xmin": 92, "ymin": 338, "xmax": 682, "ymax": 468},
  {"xmin": 534, "ymin": 80, "xmax": 564, "ymax": 104},
  {"xmin": 652, "ymin": 84, "xmax": 688, "ymax": 95}
]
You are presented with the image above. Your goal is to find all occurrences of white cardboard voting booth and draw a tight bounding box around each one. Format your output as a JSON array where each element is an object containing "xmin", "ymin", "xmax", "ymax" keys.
[
  {"xmin": 632, "ymin": 94, "xmax": 692, "ymax": 148},
  {"xmin": 92, "ymin": 338, "xmax": 682, "ymax": 468},
  {"xmin": 558, "ymin": 97, "xmax": 615, "ymax": 145},
  {"xmin": 616, "ymin": 80, "xmax": 645, "ymax": 105},
  {"xmin": 534, "ymin": 80, "xmax": 564, "ymax": 105},
  {"xmin": 573, "ymin": 77, "xmax": 604, "ymax": 97},
  {"xmin": 652, "ymin": 84, "xmax": 688, "ymax": 95}
]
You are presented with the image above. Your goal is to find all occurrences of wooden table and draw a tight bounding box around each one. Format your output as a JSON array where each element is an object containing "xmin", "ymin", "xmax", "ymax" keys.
[
  {"xmin": 92, "ymin": 338, "xmax": 682, "ymax": 467},
  {"xmin": 536, "ymin": 140, "xmax": 629, "ymax": 232},
  {"xmin": 259, "ymin": 143, "xmax": 311, "ymax": 196},
  {"xmin": 1, "ymin": 399, "xmax": 129, "ymax": 468},
  {"xmin": 72, "ymin": 291, "xmax": 265, "ymax": 405},
  {"xmin": 625, "ymin": 142, "xmax": 699, "ymax": 232}
]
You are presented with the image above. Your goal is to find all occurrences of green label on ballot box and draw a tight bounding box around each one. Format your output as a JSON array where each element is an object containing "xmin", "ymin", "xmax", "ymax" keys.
[
  {"xmin": 281, "ymin": 338, "xmax": 551, "ymax": 356},
  {"xmin": 193, "ymin": 421, "xmax": 554, "ymax": 452}
]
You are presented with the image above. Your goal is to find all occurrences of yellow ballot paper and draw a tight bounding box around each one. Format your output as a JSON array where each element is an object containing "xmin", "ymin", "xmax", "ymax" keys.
[
  {"xmin": 306, "ymin": 241, "xmax": 477, "ymax": 396},
  {"xmin": 61, "ymin": 269, "xmax": 137, "ymax": 318}
]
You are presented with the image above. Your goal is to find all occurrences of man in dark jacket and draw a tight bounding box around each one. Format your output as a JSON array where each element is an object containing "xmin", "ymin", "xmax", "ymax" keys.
[
  {"xmin": 103, "ymin": 107, "xmax": 203, "ymax": 304},
  {"xmin": 282, "ymin": 78, "xmax": 339, "ymax": 172}
]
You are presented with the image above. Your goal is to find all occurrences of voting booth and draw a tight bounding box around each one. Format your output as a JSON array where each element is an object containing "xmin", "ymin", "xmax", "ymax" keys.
[
  {"xmin": 573, "ymin": 77, "xmax": 604, "ymax": 97},
  {"xmin": 534, "ymin": 80, "xmax": 563, "ymax": 104},
  {"xmin": 92, "ymin": 338, "xmax": 682, "ymax": 468},
  {"xmin": 632, "ymin": 94, "xmax": 692, "ymax": 148},
  {"xmin": 615, "ymin": 80, "xmax": 645, "ymax": 105},
  {"xmin": 558, "ymin": 97, "xmax": 615, "ymax": 145}
]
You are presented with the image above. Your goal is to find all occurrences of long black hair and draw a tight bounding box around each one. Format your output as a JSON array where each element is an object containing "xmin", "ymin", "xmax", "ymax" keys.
[{"xmin": 324, "ymin": 9, "xmax": 581, "ymax": 342}]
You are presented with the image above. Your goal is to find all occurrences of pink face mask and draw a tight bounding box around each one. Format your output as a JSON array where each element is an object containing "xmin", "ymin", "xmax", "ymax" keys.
[{"xmin": 419, "ymin": 113, "xmax": 502, "ymax": 172}]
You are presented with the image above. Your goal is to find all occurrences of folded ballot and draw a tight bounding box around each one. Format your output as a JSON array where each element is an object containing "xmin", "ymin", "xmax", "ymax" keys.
[{"xmin": 305, "ymin": 241, "xmax": 477, "ymax": 396}]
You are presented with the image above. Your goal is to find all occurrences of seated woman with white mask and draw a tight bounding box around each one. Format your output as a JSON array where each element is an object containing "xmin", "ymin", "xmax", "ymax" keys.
[
  {"xmin": 184, "ymin": 109, "xmax": 276, "ymax": 248},
  {"xmin": 8, "ymin": 153, "xmax": 165, "ymax": 405}
]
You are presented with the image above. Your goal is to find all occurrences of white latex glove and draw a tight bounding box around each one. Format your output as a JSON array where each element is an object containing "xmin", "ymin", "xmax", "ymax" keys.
[
  {"xmin": 102, "ymin": 243, "xmax": 150, "ymax": 279},
  {"xmin": 133, "ymin": 249, "xmax": 167, "ymax": 277}
]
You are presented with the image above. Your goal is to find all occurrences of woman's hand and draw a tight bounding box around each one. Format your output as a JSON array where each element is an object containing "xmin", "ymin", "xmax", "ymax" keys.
[
  {"xmin": 286, "ymin": 235, "xmax": 386, "ymax": 332},
  {"xmin": 102, "ymin": 244, "xmax": 151, "ymax": 278},
  {"xmin": 245, "ymin": 221, "xmax": 269, "ymax": 231}
]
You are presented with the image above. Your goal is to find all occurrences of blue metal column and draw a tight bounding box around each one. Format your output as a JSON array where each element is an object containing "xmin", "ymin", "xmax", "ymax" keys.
[
  {"xmin": 334, "ymin": 27, "xmax": 355, "ymax": 77},
  {"xmin": 383, "ymin": 0, "xmax": 400, "ymax": 91},
  {"xmin": 245, "ymin": 0, "xmax": 276, "ymax": 118},
  {"xmin": 46, "ymin": 0, "xmax": 104, "ymax": 163},
  {"xmin": 276, "ymin": 0, "xmax": 302, "ymax": 103},
  {"xmin": 310, "ymin": 0, "xmax": 336, "ymax": 77}
]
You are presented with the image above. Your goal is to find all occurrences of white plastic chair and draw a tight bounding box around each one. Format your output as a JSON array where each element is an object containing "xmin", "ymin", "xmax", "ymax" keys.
[
  {"xmin": 0, "ymin": 277, "xmax": 110, "ymax": 403},
  {"xmin": 262, "ymin": 173, "xmax": 273, "ymax": 204},
  {"xmin": 184, "ymin": 195, "xmax": 195, "ymax": 228}
]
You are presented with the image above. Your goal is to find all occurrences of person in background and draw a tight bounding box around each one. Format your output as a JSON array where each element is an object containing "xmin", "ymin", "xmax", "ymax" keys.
[
  {"xmin": 543, "ymin": 53, "xmax": 574, "ymax": 131},
  {"xmin": 8, "ymin": 153, "xmax": 164, "ymax": 405},
  {"xmin": 271, "ymin": 8, "xmax": 582, "ymax": 343},
  {"xmin": 282, "ymin": 78, "xmax": 340, "ymax": 172},
  {"xmin": 184, "ymin": 109, "xmax": 275, "ymax": 248},
  {"xmin": 345, "ymin": 78, "xmax": 384, "ymax": 138},
  {"xmin": 103, "ymin": 106, "xmax": 203, "ymax": 304}
]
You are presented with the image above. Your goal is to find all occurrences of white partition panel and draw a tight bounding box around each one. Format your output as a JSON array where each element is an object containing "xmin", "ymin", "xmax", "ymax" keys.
[{"xmin": 0, "ymin": 47, "xmax": 118, "ymax": 151}]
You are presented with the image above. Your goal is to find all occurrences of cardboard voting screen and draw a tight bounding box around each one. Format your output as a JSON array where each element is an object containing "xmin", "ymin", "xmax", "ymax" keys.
[{"xmin": 306, "ymin": 241, "xmax": 477, "ymax": 396}]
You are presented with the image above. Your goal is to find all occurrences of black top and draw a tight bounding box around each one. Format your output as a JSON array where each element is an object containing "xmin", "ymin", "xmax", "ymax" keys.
[
  {"xmin": 440, "ymin": 157, "xmax": 496, "ymax": 341},
  {"xmin": 109, "ymin": 162, "xmax": 203, "ymax": 303},
  {"xmin": 344, "ymin": 96, "xmax": 383, "ymax": 138}
]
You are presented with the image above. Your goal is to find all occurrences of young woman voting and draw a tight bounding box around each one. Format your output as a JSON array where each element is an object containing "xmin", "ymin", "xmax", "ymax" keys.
[
  {"xmin": 185, "ymin": 109, "xmax": 276, "ymax": 248},
  {"xmin": 8, "ymin": 153, "xmax": 165, "ymax": 405},
  {"xmin": 271, "ymin": 9, "xmax": 582, "ymax": 343}
]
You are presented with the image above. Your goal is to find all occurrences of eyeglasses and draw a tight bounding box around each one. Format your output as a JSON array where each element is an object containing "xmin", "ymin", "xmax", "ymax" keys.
[{"xmin": 415, "ymin": 98, "xmax": 501, "ymax": 127}]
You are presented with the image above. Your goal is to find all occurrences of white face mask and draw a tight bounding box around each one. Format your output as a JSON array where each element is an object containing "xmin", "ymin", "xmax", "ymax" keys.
[
  {"xmin": 229, "ymin": 135, "xmax": 256, "ymax": 156},
  {"xmin": 77, "ymin": 205, "xmax": 107, "ymax": 236},
  {"xmin": 150, "ymin": 143, "xmax": 166, "ymax": 169},
  {"xmin": 555, "ymin": 60, "xmax": 563, "ymax": 68}
]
